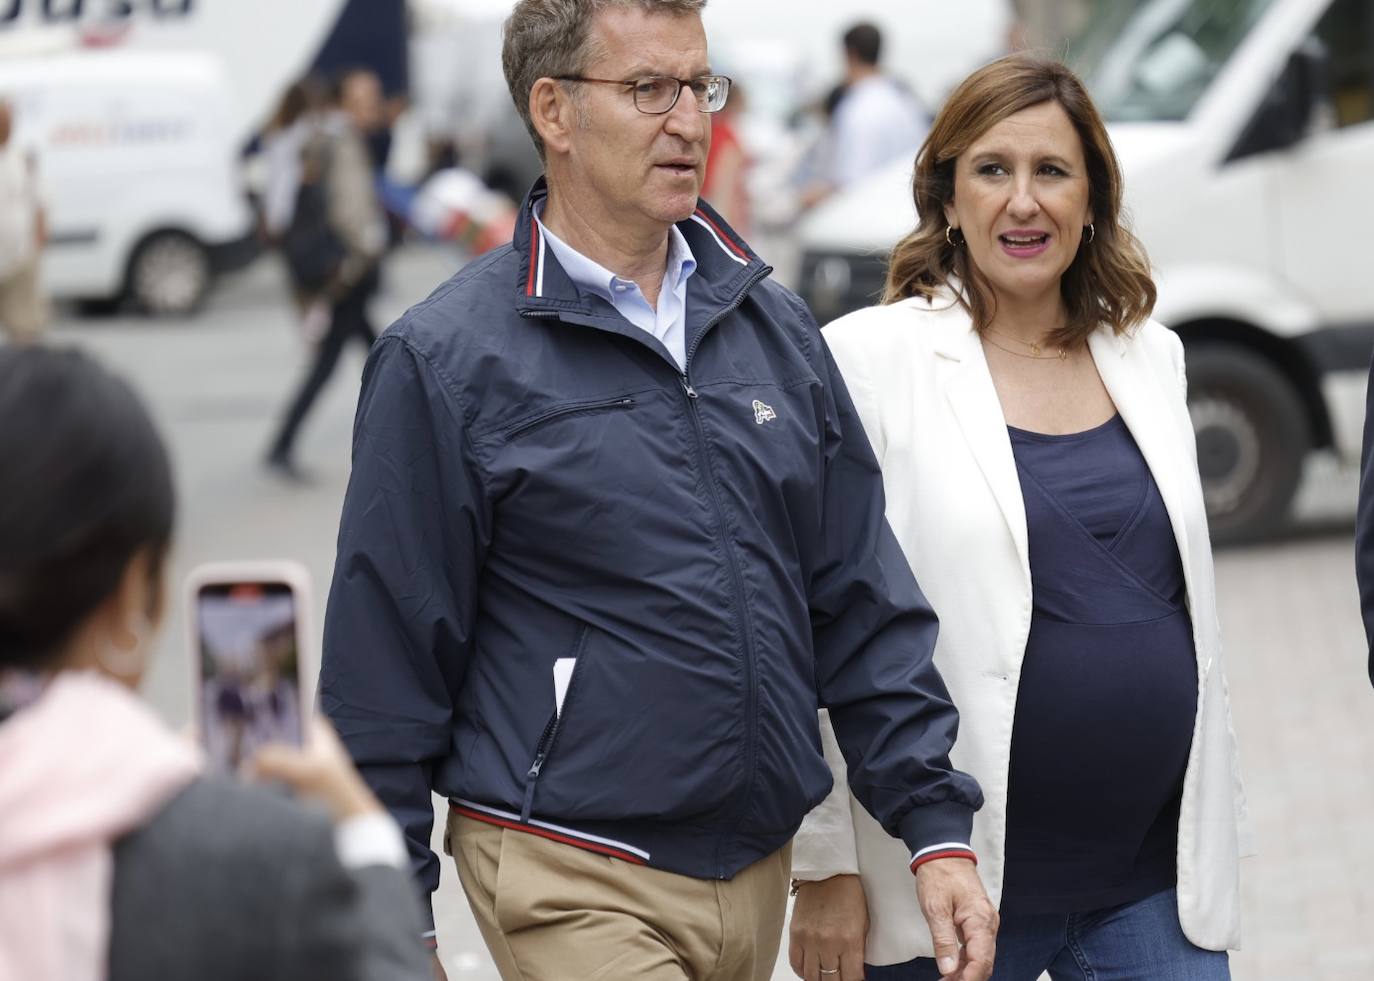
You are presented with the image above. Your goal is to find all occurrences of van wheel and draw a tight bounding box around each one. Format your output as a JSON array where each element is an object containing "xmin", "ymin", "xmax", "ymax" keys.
[
  {"xmin": 127, "ymin": 231, "xmax": 210, "ymax": 316},
  {"xmin": 1185, "ymin": 344, "xmax": 1309, "ymax": 543}
]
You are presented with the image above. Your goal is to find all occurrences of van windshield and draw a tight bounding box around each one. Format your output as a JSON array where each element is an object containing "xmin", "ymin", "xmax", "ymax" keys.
[{"xmin": 1070, "ymin": 0, "xmax": 1281, "ymax": 122}]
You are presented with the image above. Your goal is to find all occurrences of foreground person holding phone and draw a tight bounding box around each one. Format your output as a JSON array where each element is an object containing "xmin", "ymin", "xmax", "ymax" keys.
[
  {"xmin": 789, "ymin": 54, "xmax": 1251, "ymax": 980},
  {"xmin": 0, "ymin": 346, "xmax": 431, "ymax": 981}
]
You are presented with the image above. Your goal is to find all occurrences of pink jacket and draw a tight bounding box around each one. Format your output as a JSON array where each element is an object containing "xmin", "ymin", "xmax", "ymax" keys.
[{"xmin": 0, "ymin": 671, "xmax": 200, "ymax": 981}]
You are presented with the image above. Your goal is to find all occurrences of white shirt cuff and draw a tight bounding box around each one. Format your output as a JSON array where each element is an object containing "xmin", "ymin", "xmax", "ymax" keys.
[{"xmin": 334, "ymin": 810, "xmax": 408, "ymax": 870}]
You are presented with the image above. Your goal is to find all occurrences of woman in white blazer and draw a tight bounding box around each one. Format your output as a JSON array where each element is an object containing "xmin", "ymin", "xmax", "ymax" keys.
[{"xmin": 787, "ymin": 55, "xmax": 1251, "ymax": 981}]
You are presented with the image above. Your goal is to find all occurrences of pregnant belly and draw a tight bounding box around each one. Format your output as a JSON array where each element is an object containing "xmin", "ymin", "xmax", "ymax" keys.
[{"xmin": 1004, "ymin": 610, "xmax": 1198, "ymax": 869}]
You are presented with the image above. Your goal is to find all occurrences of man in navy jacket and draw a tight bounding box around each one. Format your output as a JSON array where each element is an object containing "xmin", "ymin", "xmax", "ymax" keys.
[{"xmin": 319, "ymin": 2, "xmax": 994, "ymax": 979}]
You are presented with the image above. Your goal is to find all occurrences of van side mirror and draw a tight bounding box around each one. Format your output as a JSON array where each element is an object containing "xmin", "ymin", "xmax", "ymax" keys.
[{"xmin": 1227, "ymin": 40, "xmax": 1330, "ymax": 162}]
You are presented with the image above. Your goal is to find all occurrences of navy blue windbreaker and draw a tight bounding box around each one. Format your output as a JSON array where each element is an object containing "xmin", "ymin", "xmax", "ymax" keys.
[{"xmin": 319, "ymin": 181, "xmax": 983, "ymax": 927}]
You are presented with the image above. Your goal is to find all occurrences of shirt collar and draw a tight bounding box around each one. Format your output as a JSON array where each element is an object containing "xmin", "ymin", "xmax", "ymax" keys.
[{"xmin": 533, "ymin": 201, "xmax": 696, "ymax": 305}]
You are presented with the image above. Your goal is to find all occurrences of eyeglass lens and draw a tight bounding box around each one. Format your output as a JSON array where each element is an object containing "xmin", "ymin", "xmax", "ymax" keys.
[{"xmin": 634, "ymin": 76, "xmax": 730, "ymax": 114}]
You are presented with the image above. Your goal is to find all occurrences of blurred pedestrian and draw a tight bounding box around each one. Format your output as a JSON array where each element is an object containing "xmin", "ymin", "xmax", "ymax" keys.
[
  {"xmin": 790, "ymin": 54, "xmax": 1250, "ymax": 980},
  {"xmin": 266, "ymin": 69, "xmax": 388, "ymax": 481},
  {"xmin": 0, "ymin": 98, "xmax": 50, "ymax": 346},
  {"xmin": 0, "ymin": 345, "xmax": 431, "ymax": 981},
  {"xmin": 701, "ymin": 79, "xmax": 751, "ymax": 234},
  {"xmin": 799, "ymin": 22, "xmax": 927, "ymax": 208},
  {"xmin": 260, "ymin": 77, "xmax": 329, "ymax": 248},
  {"xmin": 319, "ymin": 1, "xmax": 994, "ymax": 979}
]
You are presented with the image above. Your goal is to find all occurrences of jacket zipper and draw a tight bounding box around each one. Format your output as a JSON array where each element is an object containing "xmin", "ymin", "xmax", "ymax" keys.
[
  {"xmin": 521, "ymin": 265, "xmax": 773, "ymax": 866},
  {"xmin": 520, "ymin": 624, "xmax": 591, "ymax": 822},
  {"xmin": 504, "ymin": 397, "xmax": 636, "ymax": 440},
  {"xmin": 677, "ymin": 264, "xmax": 772, "ymax": 878}
]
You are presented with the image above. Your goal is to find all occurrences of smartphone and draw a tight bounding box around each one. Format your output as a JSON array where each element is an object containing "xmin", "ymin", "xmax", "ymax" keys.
[{"xmin": 185, "ymin": 561, "xmax": 311, "ymax": 774}]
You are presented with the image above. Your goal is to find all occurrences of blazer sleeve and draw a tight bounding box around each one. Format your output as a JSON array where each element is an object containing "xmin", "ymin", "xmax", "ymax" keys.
[
  {"xmin": 107, "ymin": 780, "xmax": 432, "ymax": 981},
  {"xmin": 799, "ymin": 298, "xmax": 983, "ymax": 862},
  {"xmin": 1169, "ymin": 328, "xmax": 1257, "ymax": 857},
  {"xmin": 792, "ymin": 318, "xmax": 890, "ymax": 879},
  {"xmin": 282, "ymin": 828, "xmax": 434, "ymax": 981},
  {"xmin": 1357, "ymin": 350, "xmax": 1374, "ymax": 686},
  {"xmin": 791, "ymin": 709, "xmax": 862, "ymax": 879},
  {"xmin": 319, "ymin": 334, "xmax": 494, "ymax": 936}
]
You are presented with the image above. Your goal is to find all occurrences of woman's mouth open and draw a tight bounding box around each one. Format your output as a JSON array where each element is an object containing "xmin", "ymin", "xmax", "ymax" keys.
[{"xmin": 999, "ymin": 232, "xmax": 1050, "ymax": 257}]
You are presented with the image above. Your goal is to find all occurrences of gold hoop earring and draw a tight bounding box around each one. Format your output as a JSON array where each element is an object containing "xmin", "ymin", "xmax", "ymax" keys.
[
  {"xmin": 945, "ymin": 226, "xmax": 961, "ymax": 248},
  {"xmin": 1084, "ymin": 223, "xmax": 1095, "ymax": 244}
]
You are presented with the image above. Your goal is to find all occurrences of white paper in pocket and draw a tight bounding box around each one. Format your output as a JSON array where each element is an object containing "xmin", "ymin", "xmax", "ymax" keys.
[{"xmin": 553, "ymin": 658, "xmax": 577, "ymax": 718}]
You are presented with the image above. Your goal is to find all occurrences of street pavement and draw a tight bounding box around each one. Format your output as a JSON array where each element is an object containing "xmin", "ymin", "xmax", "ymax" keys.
[{"xmin": 50, "ymin": 245, "xmax": 1374, "ymax": 980}]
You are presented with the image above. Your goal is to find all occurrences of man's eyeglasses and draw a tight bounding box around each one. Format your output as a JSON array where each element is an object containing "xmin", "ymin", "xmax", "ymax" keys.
[{"xmin": 553, "ymin": 74, "xmax": 732, "ymax": 115}]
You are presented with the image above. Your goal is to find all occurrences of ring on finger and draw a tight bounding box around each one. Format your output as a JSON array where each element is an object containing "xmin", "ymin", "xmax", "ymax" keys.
[{"xmin": 819, "ymin": 970, "xmax": 840, "ymax": 977}]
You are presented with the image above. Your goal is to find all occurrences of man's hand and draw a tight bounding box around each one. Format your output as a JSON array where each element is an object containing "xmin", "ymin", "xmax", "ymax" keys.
[
  {"xmin": 914, "ymin": 858, "xmax": 998, "ymax": 981},
  {"xmin": 789, "ymin": 874, "xmax": 868, "ymax": 981}
]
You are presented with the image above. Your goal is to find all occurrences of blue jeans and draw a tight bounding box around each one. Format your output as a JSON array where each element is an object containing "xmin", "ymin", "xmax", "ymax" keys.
[{"xmin": 865, "ymin": 889, "xmax": 1229, "ymax": 981}]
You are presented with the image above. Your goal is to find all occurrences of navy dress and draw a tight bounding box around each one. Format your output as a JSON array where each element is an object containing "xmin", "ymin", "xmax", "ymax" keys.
[{"xmin": 1000, "ymin": 414, "xmax": 1198, "ymax": 914}]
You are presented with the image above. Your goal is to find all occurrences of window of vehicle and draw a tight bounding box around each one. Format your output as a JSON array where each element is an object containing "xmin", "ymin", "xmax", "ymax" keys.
[
  {"xmin": 1312, "ymin": 0, "xmax": 1374, "ymax": 128},
  {"xmin": 1070, "ymin": 0, "xmax": 1280, "ymax": 122}
]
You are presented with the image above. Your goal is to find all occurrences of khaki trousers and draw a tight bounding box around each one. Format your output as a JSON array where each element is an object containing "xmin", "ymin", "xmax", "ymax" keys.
[
  {"xmin": 0, "ymin": 255, "xmax": 49, "ymax": 345},
  {"xmin": 446, "ymin": 812, "xmax": 790, "ymax": 981}
]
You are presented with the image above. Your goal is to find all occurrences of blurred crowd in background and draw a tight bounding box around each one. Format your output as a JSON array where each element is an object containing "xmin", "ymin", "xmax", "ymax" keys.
[
  {"xmin": 0, "ymin": 0, "xmax": 1371, "ymax": 540},
  {"xmin": 0, "ymin": 0, "xmax": 1179, "ymax": 319}
]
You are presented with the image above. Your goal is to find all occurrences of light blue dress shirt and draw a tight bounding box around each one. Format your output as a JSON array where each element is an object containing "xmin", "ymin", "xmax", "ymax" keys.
[{"xmin": 534, "ymin": 206, "xmax": 697, "ymax": 371}]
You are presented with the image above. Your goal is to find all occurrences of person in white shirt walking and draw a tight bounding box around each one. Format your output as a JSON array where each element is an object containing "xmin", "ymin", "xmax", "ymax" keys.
[
  {"xmin": 801, "ymin": 23, "xmax": 928, "ymax": 208},
  {"xmin": 0, "ymin": 99, "xmax": 49, "ymax": 345}
]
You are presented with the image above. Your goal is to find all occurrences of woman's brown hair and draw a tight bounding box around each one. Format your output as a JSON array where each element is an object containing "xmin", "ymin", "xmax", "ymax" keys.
[{"xmin": 884, "ymin": 53, "xmax": 1156, "ymax": 346}]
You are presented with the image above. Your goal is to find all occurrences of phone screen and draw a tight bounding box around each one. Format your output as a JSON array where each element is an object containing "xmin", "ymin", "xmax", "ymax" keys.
[{"xmin": 196, "ymin": 581, "xmax": 303, "ymax": 773}]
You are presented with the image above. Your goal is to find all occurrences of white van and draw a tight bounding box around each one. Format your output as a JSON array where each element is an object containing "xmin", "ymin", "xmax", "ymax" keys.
[
  {"xmin": 796, "ymin": 0, "xmax": 1374, "ymax": 542},
  {"xmin": 0, "ymin": 50, "xmax": 255, "ymax": 315}
]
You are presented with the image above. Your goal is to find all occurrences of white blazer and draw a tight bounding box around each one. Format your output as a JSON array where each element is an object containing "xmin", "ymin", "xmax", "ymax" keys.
[{"xmin": 794, "ymin": 292, "xmax": 1253, "ymax": 965}]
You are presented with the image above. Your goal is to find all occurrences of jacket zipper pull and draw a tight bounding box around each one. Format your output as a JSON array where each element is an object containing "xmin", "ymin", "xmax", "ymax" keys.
[
  {"xmin": 520, "ymin": 752, "xmax": 546, "ymax": 823},
  {"xmin": 682, "ymin": 377, "xmax": 699, "ymax": 399}
]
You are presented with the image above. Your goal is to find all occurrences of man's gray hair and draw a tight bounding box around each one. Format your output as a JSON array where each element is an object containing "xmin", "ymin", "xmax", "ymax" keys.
[{"xmin": 502, "ymin": 0, "xmax": 707, "ymax": 160}]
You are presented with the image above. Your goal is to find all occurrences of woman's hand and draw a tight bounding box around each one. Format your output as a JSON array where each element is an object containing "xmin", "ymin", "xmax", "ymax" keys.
[
  {"xmin": 249, "ymin": 714, "xmax": 382, "ymax": 823},
  {"xmin": 788, "ymin": 874, "xmax": 869, "ymax": 981}
]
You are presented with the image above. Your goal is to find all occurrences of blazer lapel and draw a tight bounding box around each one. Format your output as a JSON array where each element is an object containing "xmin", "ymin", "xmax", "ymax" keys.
[
  {"xmin": 938, "ymin": 323, "xmax": 1031, "ymax": 580},
  {"xmin": 1089, "ymin": 329, "xmax": 1197, "ymax": 592}
]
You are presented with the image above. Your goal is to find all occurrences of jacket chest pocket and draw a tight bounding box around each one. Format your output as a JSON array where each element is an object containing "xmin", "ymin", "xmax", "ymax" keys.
[
  {"xmin": 502, "ymin": 396, "xmax": 638, "ymax": 441},
  {"xmin": 482, "ymin": 388, "xmax": 703, "ymax": 573},
  {"xmin": 487, "ymin": 390, "xmax": 661, "ymax": 508}
]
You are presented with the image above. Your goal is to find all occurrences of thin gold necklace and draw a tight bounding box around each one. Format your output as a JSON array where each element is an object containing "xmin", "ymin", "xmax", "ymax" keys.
[{"xmin": 982, "ymin": 331, "xmax": 1068, "ymax": 361}]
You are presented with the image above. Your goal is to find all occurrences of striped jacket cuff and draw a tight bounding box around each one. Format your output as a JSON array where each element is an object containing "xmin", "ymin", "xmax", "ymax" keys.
[{"xmin": 909, "ymin": 842, "xmax": 978, "ymax": 874}]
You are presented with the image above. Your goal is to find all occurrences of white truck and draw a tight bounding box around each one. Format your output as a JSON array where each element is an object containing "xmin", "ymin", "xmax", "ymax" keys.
[
  {"xmin": 0, "ymin": 0, "xmax": 345, "ymax": 315},
  {"xmin": 796, "ymin": 0, "xmax": 1374, "ymax": 542}
]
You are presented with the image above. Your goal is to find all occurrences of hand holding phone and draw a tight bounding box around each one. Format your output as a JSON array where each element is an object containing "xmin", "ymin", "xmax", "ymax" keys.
[{"xmin": 186, "ymin": 561, "xmax": 310, "ymax": 775}]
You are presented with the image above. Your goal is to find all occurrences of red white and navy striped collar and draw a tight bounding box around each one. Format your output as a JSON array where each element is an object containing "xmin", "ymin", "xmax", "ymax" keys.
[{"xmin": 515, "ymin": 178, "xmax": 761, "ymax": 304}]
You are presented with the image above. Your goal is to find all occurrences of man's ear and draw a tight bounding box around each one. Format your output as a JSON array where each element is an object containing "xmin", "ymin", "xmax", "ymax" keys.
[{"xmin": 530, "ymin": 77, "xmax": 577, "ymax": 156}]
